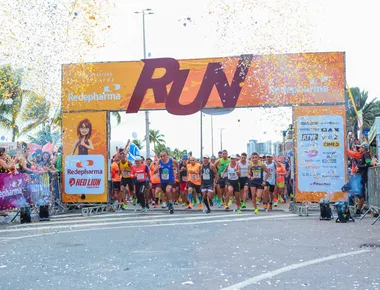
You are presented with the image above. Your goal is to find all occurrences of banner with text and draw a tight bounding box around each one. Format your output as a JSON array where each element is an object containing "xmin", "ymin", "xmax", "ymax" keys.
[
  {"xmin": 62, "ymin": 112, "xmax": 108, "ymax": 203},
  {"xmin": 62, "ymin": 52, "xmax": 345, "ymax": 114},
  {"xmin": 294, "ymin": 106, "xmax": 347, "ymax": 202},
  {"xmin": 0, "ymin": 173, "xmax": 31, "ymax": 210}
]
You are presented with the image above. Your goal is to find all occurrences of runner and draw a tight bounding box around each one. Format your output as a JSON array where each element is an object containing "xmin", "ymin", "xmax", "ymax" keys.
[
  {"xmin": 111, "ymin": 155, "xmax": 121, "ymax": 208},
  {"xmin": 179, "ymin": 155, "xmax": 189, "ymax": 206},
  {"xmin": 214, "ymin": 150, "xmax": 230, "ymax": 207},
  {"xmin": 238, "ymin": 153, "xmax": 250, "ymax": 208},
  {"xmin": 200, "ymin": 155, "xmax": 218, "ymax": 214},
  {"xmin": 248, "ymin": 152, "xmax": 270, "ymax": 214},
  {"xmin": 274, "ymin": 159, "xmax": 287, "ymax": 205},
  {"xmin": 131, "ymin": 156, "xmax": 151, "ymax": 212},
  {"xmin": 186, "ymin": 156, "xmax": 202, "ymax": 210},
  {"xmin": 223, "ymin": 154, "xmax": 241, "ymax": 213},
  {"xmin": 150, "ymin": 156, "xmax": 162, "ymax": 208},
  {"xmin": 145, "ymin": 158, "xmax": 153, "ymax": 206},
  {"xmin": 154, "ymin": 151, "xmax": 178, "ymax": 214},
  {"xmin": 118, "ymin": 152, "xmax": 134, "ymax": 209},
  {"xmin": 264, "ymin": 154, "xmax": 276, "ymax": 212},
  {"xmin": 173, "ymin": 163, "xmax": 180, "ymax": 205}
]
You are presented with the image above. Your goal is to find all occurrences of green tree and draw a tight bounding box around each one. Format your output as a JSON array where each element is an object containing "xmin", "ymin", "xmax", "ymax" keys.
[
  {"xmin": 111, "ymin": 112, "xmax": 121, "ymax": 125},
  {"xmin": 132, "ymin": 139, "xmax": 144, "ymax": 150},
  {"xmin": 347, "ymin": 87, "xmax": 380, "ymax": 135},
  {"xmin": 146, "ymin": 129, "xmax": 165, "ymax": 152},
  {"xmin": 0, "ymin": 65, "xmax": 50, "ymax": 141},
  {"xmin": 27, "ymin": 125, "xmax": 60, "ymax": 146},
  {"xmin": 154, "ymin": 143, "xmax": 171, "ymax": 156}
]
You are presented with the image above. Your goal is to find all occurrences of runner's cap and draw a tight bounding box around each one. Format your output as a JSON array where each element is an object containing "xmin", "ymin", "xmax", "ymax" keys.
[
  {"xmin": 203, "ymin": 155, "xmax": 210, "ymax": 159},
  {"xmin": 182, "ymin": 154, "xmax": 188, "ymax": 159},
  {"xmin": 259, "ymin": 154, "xmax": 264, "ymax": 158},
  {"xmin": 218, "ymin": 151, "xmax": 223, "ymax": 154},
  {"xmin": 135, "ymin": 156, "xmax": 142, "ymax": 161},
  {"xmin": 361, "ymin": 143, "xmax": 369, "ymax": 150},
  {"xmin": 231, "ymin": 154, "xmax": 237, "ymax": 159},
  {"xmin": 266, "ymin": 154, "xmax": 272, "ymax": 158}
]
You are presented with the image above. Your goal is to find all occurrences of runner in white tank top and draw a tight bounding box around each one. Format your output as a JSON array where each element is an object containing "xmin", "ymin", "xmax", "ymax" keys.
[
  {"xmin": 238, "ymin": 153, "xmax": 250, "ymax": 208},
  {"xmin": 222, "ymin": 155, "xmax": 242, "ymax": 213},
  {"xmin": 264, "ymin": 154, "xmax": 276, "ymax": 211}
]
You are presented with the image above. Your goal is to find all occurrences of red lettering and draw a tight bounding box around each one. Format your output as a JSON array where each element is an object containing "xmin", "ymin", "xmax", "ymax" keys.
[
  {"xmin": 127, "ymin": 55, "xmax": 253, "ymax": 115},
  {"xmin": 88, "ymin": 179, "xmax": 101, "ymax": 186},
  {"xmin": 75, "ymin": 179, "xmax": 87, "ymax": 186}
]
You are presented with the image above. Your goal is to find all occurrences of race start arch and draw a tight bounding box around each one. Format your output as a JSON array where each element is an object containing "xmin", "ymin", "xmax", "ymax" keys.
[{"xmin": 61, "ymin": 52, "xmax": 347, "ymax": 204}]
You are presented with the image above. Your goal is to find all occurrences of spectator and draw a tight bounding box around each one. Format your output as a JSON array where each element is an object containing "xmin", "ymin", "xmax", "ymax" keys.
[{"xmin": 356, "ymin": 143, "xmax": 373, "ymax": 215}]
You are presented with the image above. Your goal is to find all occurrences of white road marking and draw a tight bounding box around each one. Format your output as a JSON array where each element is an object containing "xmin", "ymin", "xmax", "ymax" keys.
[
  {"xmin": 0, "ymin": 216, "xmax": 308, "ymax": 241},
  {"xmin": 222, "ymin": 249, "xmax": 371, "ymax": 290},
  {"xmin": 0, "ymin": 212, "xmax": 264, "ymax": 233}
]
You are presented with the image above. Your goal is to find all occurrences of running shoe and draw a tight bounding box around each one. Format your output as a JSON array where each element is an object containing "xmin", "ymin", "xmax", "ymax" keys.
[
  {"xmin": 199, "ymin": 204, "xmax": 203, "ymax": 210},
  {"xmin": 174, "ymin": 201, "xmax": 179, "ymax": 205},
  {"xmin": 206, "ymin": 209, "xmax": 211, "ymax": 214},
  {"xmin": 122, "ymin": 203, "xmax": 128, "ymax": 210},
  {"xmin": 146, "ymin": 203, "xmax": 150, "ymax": 209},
  {"xmin": 263, "ymin": 203, "xmax": 267, "ymax": 210},
  {"xmin": 228, "ymin": 198, "xmax": 233, "ymax": 207},
  {"xmin": 169, "ymin": 203, "xmax": 174, "ymax": 214},
  {"xmin": 254, "ymin": 208, "xmax": 259, "ymax": 214},
  {"xmin": 224, "ymin": 205, "xmax": 230, "ymax": 210},
  {"xmin": 241, "ymin": 202, "xmax": 246, "ymax": 209},
  {"xmin": 154, "ymin": 204, "xmax": 158, "ymax": 208},
  {"xmin": 140, "ymin": 207, "xmax": 148, "ymax": 213},
  {"xmin": 269, "ymin": 203, "xmax": 273, "ymax": 211},
  {"xmin": 132, "ymin": 198, "xmax": 137, "ymax": 206},
  {"xmin": 236, "ymin": 208, "xmax": 241, "ymax": 214},
  {"xmin": 187, "ymin": 203, "xmax": 192, "ymax": 210},
  {"xmin": 161, "ymin": 202, "xmax": 168, "ymax": 208}
]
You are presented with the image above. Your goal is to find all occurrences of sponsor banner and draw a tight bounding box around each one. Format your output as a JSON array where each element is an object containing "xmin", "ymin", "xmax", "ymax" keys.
[
  {"xmin": 64, "ymin": 155, "xmax": 105, "ymax": 194},
  {"xmin": 0, "ymin": 173, "xmax": 31, "ymax": 210},
  {"xmin": 62, "ymin": 112, "xmax": 108, "ymax": 203},
  {"xmin": 294, "ymin": 106, "xmax": 347, "ymax": 202},
  {"xmin": 62, "ymin": 52, "xmax": 345, "ymax": 114}
]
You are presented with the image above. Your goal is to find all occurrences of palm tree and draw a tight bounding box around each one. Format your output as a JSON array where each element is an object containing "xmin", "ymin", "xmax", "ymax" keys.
[
  {"xmin": 111, "ymin": 112, "xmax": 121, "ymax": 125},
  {"xmin": 145, "ymin": 129, "xmax": 165, "ymax": 152},
  {"xmin": 154, "ymin": 143, "xmax": 171, "ymax": 156},
  {"xmin": 347, "ymin": 87, "xmax": 380, "ymax": 135},
  {"xmin": 27, "ymin": 125, "xmax": 60, "ymax": 146},
  {"xmin": 132, "ymin": 139, "xmax": 144, "ymax": 150},
  {"xmin": 0, "ymin": 65, "xmax": 50, "ymax": 141}
]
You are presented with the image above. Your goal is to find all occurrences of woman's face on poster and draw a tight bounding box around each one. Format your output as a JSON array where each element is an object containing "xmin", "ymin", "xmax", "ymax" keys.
[
  {"xmin": 79, "ymin": 123, "xmax": 90, "ymax": 136},
  {"xmin": 43, "ymin": 153, "xmax": 49, "ymax": 161}
]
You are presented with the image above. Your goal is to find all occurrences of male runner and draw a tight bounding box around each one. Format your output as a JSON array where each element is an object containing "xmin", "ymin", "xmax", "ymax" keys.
[
  {"xmin": 264, "ymin": 154, "xmax": 276, "ymax": 211},
  {"xmin": 118, "ymin": 152, "xmax": 134, "ymax": 209},
  {"xmin": 238, "ymin": 153, "xmax": 250, "ymax": 208},
  {"xmin": 179, "ymin": 155, "xmax": 189, "ymax": 205},
  {"xmin": 187, "ymin": 156, "xmax": 202, "ymax": 210},
  {"xmin": 154, "ymin": 151, "xmax": 178, "ymax": 214},
  {"xmin": 248, "ymin": 152, "xmax": 270, "ymax": 214},
  {"xmin": 200, "ymin": 155, "xmax": 218, "ymax": 214},
  {"xmin": 214, "ymin": 150, "xmax": 230, "ymax": 207},
  {"xmin": 131, "ymin": 156, "xmax": 151, "ymax": 212},
  {"xmin": 150, "ymin": 156, "xmax": 162, "ymax": 208},
  {"xmin": 223, "ymin": 154, "xmax": 241, "ymax": 213},
  {"xmin": 111, "ymin": 155, "xmax": 121, "ymax": 208}
]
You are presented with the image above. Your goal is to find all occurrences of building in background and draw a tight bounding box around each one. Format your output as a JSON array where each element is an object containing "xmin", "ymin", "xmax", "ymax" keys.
[{"xmin": 247, "ymin": 140, "xmax": 276, "ymax": 156}]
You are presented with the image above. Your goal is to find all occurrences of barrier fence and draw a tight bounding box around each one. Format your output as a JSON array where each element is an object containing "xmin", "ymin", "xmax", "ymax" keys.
[
  {"xmin": 361, "ymin": 166, "xmax": 380, "ymax": 225},
  {"xmin": 0, "ymin": 172, "xmax": 63, "ymax": 222}
]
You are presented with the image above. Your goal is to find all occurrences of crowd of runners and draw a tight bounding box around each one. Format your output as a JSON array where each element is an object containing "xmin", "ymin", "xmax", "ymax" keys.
[{"xmin": 111, "ymin": 147, "xmax": 292, "ymax": 214}]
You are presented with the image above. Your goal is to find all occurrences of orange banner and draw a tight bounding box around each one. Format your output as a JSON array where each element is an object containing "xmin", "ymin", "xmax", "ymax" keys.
[
  {"xmin": 62, "ymin": 52, "xmax": 345, "ymax": 114},
  {"xmin": 294, "ymin": 106, "xmax": 348, "ymax": 202},
  {"xmin": 62, "ymin": 112, "xmax": 108, "ymax": 203}
]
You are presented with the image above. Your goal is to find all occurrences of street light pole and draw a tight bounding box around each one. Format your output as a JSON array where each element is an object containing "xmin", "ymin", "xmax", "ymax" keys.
[
  {"xmin": 220, "ymin": 128, "xmax": 225, "ymax": 151},
  {"xmin": 200, "ymin": 110, "xmax": 203, "ymax": 159},
  {"xmin": 211, "ymin": 115, "xmax": 214, "ymax": 156},
  {"xmin": 135, "ymin": 8, "xmax": 153, "ymax": 159}
]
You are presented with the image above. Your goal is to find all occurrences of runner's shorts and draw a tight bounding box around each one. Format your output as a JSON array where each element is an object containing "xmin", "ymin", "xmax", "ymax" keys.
[
  {"xmin": 188, "ymin": 182, "xmax": 201, "ymax": 194},
  {"xmin": 249, "ymin": 180, "xmax": 264, "ymax": 190},
  {"xmin": 121, "ymin": 178, "xmax": 135, "ymax": 192},
  {"xmin": 276, "ymin": 181, "xmax": 285, "ymax": 189},
  {"xmin": 180, "ymin": 182, "xmax": 188, "ymax": 192},
  {"xmin": 112, "ymin": 181, "xmax": 121, "ymax": 191},
  {"xmin": 239, "ymin": 177, "xmax": 249, "ymax": 188},
  {"xmin": 227, "ymin": 179, "xmax": 240, "ymax": 193},
  {"xmin": 135, "ymin": 181, "xmax": 146, "ymax": 194},
  {"xmin": 151, "ymin": 183, "xmax": 161, "ymax": 190},
  {"xmin": 265, "ymin": 182, "xmax": 275, "ymax": 192},
  {"xmin": 218, "ymin": 177, "xmax": 227, "ymax": 189},
  {"xmin": 161, "ymin": 182, "xmax": 174, "ymax": 192},
  {"xmin": 201, "ymin": 184, "xmax": 214, "ymax": 193}
]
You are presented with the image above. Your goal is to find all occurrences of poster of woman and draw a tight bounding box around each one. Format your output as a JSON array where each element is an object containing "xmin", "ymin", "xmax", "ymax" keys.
[{"xmin": 62, "ymin": 112, "xmax": 108, "ymax": 203}]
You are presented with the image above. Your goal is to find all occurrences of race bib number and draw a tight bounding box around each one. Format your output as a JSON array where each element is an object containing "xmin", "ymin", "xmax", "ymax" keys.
[
  {"xmin": 136, "ymin": 173, "xmax": 145, "ymax": 181},
  {"xmin": 228, "ymin": 172, "xmax": 237, "ymax": 179},
  {"xmin": 203, "ymin": 173, "xmax": 210, "ymax": 180},
  {"xmin": 154, "ymin": 173, "xmax": 159, "ymax": 179},
  {"xmin": 161, "ymin": 169, "xmax": 169, "ymax": 181},
  {"xmin": 190, "ymin": 174, "xmax": 197, "ymax": 180},
  {"xmin": 252, "ymin": 171, "xmax": 261, "ymax": 179},
  {"xmin": 124, "ymin": 171, "xmax": 131, "ymax": 178}
]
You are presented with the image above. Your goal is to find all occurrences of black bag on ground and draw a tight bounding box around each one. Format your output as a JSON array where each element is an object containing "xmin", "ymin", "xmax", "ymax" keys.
[
  {"xmin": 20, "ymin": 205, "xmax": 31, "ymax": 224},
  {"xmin": 39, "ymin": 205, "xmax": 50, "ymax": 221},
  {"xmin": 319, "ymin": 199, "xmax": 333, "ymax": 220},
  {"xmin": 335, "ymin": 201, "xmax": 354, "ymax": 223}
]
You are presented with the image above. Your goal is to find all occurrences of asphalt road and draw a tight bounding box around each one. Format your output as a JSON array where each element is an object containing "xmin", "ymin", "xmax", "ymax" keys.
[{"xmin": 0, "ymin": 206, "xmax": 379, "ymax": 290}]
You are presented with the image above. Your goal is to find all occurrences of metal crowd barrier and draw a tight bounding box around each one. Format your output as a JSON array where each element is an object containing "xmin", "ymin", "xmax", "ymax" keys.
[{"xmin": 361, "ymin": 166, "xmax": 380, "ymax": 225}]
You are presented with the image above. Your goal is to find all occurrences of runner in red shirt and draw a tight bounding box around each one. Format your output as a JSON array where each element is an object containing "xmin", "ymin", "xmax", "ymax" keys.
[{"xmin": 131, "ymin": 157, "xmax": 151, "ymax": 212}]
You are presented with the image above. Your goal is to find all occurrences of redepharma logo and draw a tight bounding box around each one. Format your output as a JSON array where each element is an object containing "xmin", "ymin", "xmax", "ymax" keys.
[
  {"xmin": 269, "ymin": 76, "xmax": 329, "ymax": 95},
  {"xmin": 65, "ymin": 155, "xmax": 105, "ymax": 194},
  {"xmin": 68, "ymin": 84, "xmax": 121, "ymax": 103}
]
